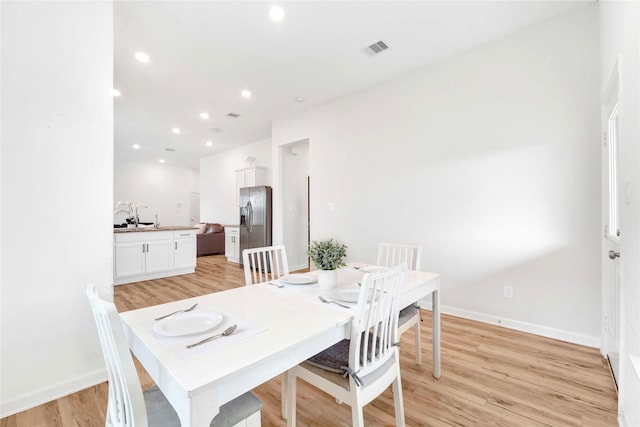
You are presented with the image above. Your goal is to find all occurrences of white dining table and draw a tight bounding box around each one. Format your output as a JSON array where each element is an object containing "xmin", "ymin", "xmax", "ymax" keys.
[{"xmin": 119, "ymin": 265, "xmax": 440, "ymax": 427}]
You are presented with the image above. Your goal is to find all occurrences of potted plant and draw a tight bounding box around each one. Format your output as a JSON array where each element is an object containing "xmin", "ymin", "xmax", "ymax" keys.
[{"xmin": 308, "ymin": 238, "xmax": 347, "ymax": 290}]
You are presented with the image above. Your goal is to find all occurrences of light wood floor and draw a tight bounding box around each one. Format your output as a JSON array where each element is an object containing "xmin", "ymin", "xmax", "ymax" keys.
[{"xmin": 1, "ymin": 255, "xmax": 618, "ymax": 426}]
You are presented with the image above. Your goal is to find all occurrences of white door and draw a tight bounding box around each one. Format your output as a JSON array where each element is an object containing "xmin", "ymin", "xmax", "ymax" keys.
[
  {"xmin": 602, "ymin": 63, "xmax": 621, "ymax": 387},
  {"xmin": 190, "ymin": 192, "xmax": 200, "ymax": 226}
]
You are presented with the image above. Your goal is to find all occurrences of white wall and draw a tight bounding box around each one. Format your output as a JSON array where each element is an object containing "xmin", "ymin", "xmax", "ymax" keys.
[
  {"xmin": 114, "ymin": 159, "xmax": 198, "ymax": 226},
  {"xmin": 1, "ymin": 1, "xmax": 113, "ymax": 415},
  {"xmin": 273, "ymin": 6, "xmax": 601, "ymax": 345},
  {"xmin": 600, "ymin": 1, "xmax": 640, "ymax": 425},
  {"xmin": 199, "ymin": 138, "xmax": 272, "ymax": 225}
]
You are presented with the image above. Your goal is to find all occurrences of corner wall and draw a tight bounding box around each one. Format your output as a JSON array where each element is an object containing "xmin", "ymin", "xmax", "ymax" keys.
[
  {"xmin": 1, "ymin": 1, "xmax": 114, "ymax": 415},
  {"xmin": 273, "ymin": 6, "xmax": 601, "ymax": 344}
]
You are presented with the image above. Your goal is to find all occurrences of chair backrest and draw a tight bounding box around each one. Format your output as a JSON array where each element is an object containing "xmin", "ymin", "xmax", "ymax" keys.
[
  {"xmin": 377, "ymin": 242, "xmax": 422, "ymax": 271},
  {"xmin": 349, "ymin": 264, "xmax": 406, "ymax": 377},
  {"xmin": 242, "ymin": 245, "xmax": 290, "ymax": 285},
  {"xmin": 86, "ymin": 284, "xmax": 148, "ymax": 427}
]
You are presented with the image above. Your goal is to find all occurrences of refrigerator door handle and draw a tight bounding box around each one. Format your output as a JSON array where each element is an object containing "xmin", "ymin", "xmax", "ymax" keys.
[{"xmin": 246, "ymin": 201, "xmax": 253, "ymax": 232}]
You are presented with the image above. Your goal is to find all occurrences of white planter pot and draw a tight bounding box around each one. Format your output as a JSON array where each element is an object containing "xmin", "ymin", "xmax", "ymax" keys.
[{"xmin": 318, "ymin": 269, "xmax": 338, "ymax": 290}]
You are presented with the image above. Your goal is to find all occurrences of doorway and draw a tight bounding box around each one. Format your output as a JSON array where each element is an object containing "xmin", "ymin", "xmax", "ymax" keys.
[
  {"xmin": 281, "ymin": 140, "xmax": 310, "ymax": 271},
  {"xmin": 190, "ymin": 192, "xmax": 200, "ymax": 226}
]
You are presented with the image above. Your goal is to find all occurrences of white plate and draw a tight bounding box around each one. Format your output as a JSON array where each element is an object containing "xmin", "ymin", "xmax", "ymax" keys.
[
  {"xmin": 359, "ymin": 265, "xmax": 387, "ymax": 273},
  {"xmin": 280, "ymin": 274, "xmax": 317, "ymax": 285},
  {"xmin": 153, "ymin": 311, "xmax": 223, "ymax": 337},
  {"xmin": 329, "ymin": 288, "xmax": 361, "ymax": 303}
]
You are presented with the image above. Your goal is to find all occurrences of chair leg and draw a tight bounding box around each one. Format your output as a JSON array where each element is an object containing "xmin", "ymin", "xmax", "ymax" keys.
[
  {"xmin": 351, "ymin": 395, "xmax": 365, "ymax": 427},
  {"xmin": 392, "ymin": 369, "xmax": 406, "ymax": 427},
  {"xmin": 414, "ymin": 319, "xmax": 422, "ymax": 365},
  {"xmin": 284, "ymin": 370, "xmax": 297, "ymax": 427}
]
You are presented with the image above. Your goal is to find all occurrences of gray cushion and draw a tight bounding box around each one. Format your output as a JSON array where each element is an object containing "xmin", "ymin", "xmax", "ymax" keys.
[
  {"xmin": 306, "ymin": 334, "xmax": 380, "ymax": 375},
  {"xmin": 145, "ymin": 386, "xmax": 262, "ymax": 427},
  {"xmin": 398, "ymin": 303, "xmax": 420, "ymax": 327},
  {"xmin": 306, "ymin": 339, "xmax": 351, "ymax": 374},
  {"xmin": 301, "ymin": 357, "xmax": 395, "ymax": 391}
]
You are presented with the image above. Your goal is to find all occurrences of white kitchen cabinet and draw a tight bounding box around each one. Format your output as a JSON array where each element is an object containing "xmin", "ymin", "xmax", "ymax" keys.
[
  {"xmin": 114, "ymin": 241, "xmax": 146, "ymax": 277},
  {"xmin": 225, "ymin": 226, "xmax": 240, "ymax": 263},
  {"xmin": 235, "ymin": 167, "xmax": 267, "ymax": 206},
  {"xmin": 144, "ymin": 239, "xmax": 174, "ymax": 274},
  {"xmin": 173, "ymin": 230, "xmax": 197, "ymax": 269},
  {"xmin": 114, "ymin": 228, "xmax": 197, "ymax": 285}
]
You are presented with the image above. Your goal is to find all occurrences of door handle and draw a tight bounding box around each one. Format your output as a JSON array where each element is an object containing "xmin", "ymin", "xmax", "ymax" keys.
[{"xmin": 609, "ymin": 250, "xmax": 620, "ymax": 259}]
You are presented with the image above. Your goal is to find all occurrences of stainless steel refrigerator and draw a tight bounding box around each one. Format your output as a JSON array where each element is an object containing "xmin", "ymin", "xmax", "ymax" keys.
[{"xmin": 239, "ymin": 185, "xmax": 272, "ymax": 266}]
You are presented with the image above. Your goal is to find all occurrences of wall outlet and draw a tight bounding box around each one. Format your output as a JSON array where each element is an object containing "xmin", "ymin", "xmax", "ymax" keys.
[{"xmin": 503, "ymin": 286, "xmax": 514, "ymax": 299}]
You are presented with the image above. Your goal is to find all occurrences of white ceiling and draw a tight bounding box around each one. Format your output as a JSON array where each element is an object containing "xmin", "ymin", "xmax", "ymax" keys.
[{"xmin": 114, "ymin": 1, "xmax": 591, "ymax": 169}]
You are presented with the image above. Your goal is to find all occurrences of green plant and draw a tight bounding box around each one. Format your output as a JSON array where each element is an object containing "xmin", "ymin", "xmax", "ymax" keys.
[{"xmin": 308, "ymin": 239, "xmax": 347, "ymax": 270}]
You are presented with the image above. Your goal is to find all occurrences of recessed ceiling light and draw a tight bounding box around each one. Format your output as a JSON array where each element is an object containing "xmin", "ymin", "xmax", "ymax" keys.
[
  {"xmin": 205, "ymin": 141, "xmax": 213, "ymax": 147},
  {"xmin": 134, "ymin": 52, "xmax": 150, "ymax": 63},
  {"xmin": 268, "ymin": 5, "xmax": 285, "ymax": 21},
  {"xmin": 159, "ymin": 159, "xmax": 165, "ymax": 164},
  {"xmin": 112, "ymin": 89, "xmax": 121, "ymax": 97},
  {"xmin": 172, "ymin": 127, "xmax": 181, "ymax": 134},
  {"xmin": 200, "ymin": 112, "xmax": 209, "ymax": 119},
  {"xmin": 295, "ymin": 96, "xmax": 306, "ymax": 103},
  {"xmin": 132, "ymin": 144, "xmax": 140, "ymax": 149},
  {"xmin": 241, "ymin": 90, "xmax": 252, "ymax": 99}
]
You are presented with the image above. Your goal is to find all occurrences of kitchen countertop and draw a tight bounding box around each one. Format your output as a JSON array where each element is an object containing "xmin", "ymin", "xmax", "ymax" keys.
[{"xmin": 114, "ymin": 226, "xmax": 197, "ymax": 233}]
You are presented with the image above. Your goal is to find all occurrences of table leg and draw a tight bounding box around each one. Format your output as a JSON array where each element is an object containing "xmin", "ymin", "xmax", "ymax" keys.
[
  {"xmin": 281, "ymin": 373, "xmax": 287, "ymax": 419},
  {"xmin": 432, "ymin": 288, "xmax": 441, "ymax": 378}
]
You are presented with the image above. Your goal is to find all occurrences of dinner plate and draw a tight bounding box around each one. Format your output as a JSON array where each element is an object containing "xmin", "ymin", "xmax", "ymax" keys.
[
  {"xmin": 329, "ymin": 288, "xmax": 361, "ymax": 303},
  {"xmin": 153, "ymin": 311, "xmax": 223, "ymax": 337},
  {"xmin": 359, "ymin": 265, "xmax": 387, "ymax": 273},
  {"xmin": 279, "ymin": 274, "xmax": 317, "ymax": 285}
]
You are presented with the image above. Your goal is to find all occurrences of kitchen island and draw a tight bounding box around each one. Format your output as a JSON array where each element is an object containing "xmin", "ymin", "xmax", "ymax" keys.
[{"xmin": 114, "ymin": 226, "xmax": 197, "ymax": 285}]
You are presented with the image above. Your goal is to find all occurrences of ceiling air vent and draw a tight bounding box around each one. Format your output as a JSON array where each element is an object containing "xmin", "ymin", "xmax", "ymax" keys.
[
  {"xmin": 164, "ymin": 148, "xmax": 176, "ymax": 152},
  {"xmin": 362, "ymin": 40, "xmax": 389, "ymax": 57},
  {"xmin": 226, "ymin": 112, "xmax": 241, "ymax": 118}
]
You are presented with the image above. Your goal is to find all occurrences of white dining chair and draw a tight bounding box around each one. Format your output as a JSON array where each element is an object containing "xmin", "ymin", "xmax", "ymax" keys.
[
  {"xmin": 86, "ymin": 284, "xmax": 263, "ymax": 427},
  {"xmin": 242, "ymin": 245, "xmax": 291, "ymax": 418},
  {"xmin": 284, "ymin": 264, "xmax": 407, "ymax": 427},
  {"xmin": 377, "ymin": 242, "xmax": 423, "ymax": 365},
  {"xmin": 242, "ymin": 245, "xmax": 289, "ymax": 285}
]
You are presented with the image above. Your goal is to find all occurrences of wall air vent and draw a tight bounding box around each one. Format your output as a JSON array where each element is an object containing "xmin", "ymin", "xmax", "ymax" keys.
[
  {"xmin": 362, "ymin": 40, "xmax": 389, "ymax": 57},
  {"xmin": 226, "ymin": 112, "xmax": 241, "ymax": 118}
]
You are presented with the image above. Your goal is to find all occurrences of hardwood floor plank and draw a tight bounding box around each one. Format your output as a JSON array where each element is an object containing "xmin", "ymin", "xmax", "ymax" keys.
[{"xmin": 0, "ymin": 255, "xmax": 617, "ymax": 426}]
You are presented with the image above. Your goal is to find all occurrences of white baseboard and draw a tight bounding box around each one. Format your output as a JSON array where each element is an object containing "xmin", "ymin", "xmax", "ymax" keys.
[
  {"xmin": 418, "ymin": 298, "xmax": 601, "ymax": 348},
  {"xmin": 0, "ymin": 368, "xmax": 107, "ymax": 418}
]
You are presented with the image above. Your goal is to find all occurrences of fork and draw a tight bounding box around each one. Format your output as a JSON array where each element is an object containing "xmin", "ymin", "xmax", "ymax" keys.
[
  {"xmin": 186, "ymin": 324, "xmax": 237, "ymax": 349},
  {"xmin": 154, "ymin": 303, "xmax": 198, "ymax": 321},
  {"xmin": 268, "ymin": 281, "xmax": 285, "ymax": 288},
  {"xmin": 318, "ymin": 296, "xmax": 351, "ymax": 309}
]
